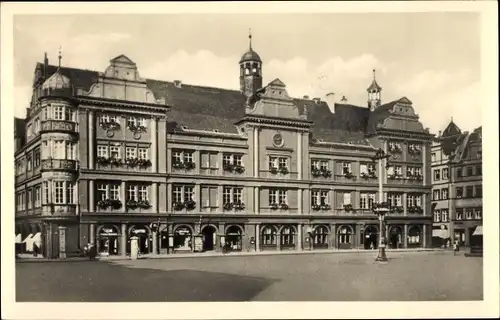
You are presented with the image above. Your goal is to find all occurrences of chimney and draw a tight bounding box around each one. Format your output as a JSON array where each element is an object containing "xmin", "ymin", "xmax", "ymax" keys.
[
  {"xmin": 340, "ymin": 95, "xmax": 348, "ymax": 103},
  {"xmin": 438, "ymin": 130, "xmax": 442, "ymax": 137},
  {"xmin": 313, "ymin": 97, "xmax": 321, "ymax": 104},
  {"xmin": 325, "ymin": 92, "xmax": 336, "ymax": 114},
  {"xmin": 303, "ymin": 95, "xmax": 310, "ymax": 100},
  {"xmin": 43, "ymin": 52, "xmax": 49, "ymax": 79},
  {"xmin": 173, "ymin": 80, "xmax": 182, "ymax": 88}
]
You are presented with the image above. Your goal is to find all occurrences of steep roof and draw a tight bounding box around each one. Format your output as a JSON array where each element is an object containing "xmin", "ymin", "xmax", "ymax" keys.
[{"xmin": 36, "ymin": 63, "xmax": 411, "ymax": 145}]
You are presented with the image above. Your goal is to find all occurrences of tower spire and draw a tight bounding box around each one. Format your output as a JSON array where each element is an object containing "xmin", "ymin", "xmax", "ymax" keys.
[
  {"xmin": 58, "ymin": 46, "xmax": 62, "ymax": 68},
  {"xmin": 373, "ymin": 68, "xmax": 376, "ymax": 80},
  {"xmin": 248, "ymin": 28, "xmax": 252, "ymax": 50}
]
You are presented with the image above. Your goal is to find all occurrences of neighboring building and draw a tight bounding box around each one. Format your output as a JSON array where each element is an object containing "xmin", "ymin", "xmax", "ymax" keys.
[
  {"xmin": 14, "ymin": 36, "xmax": 434, "ymax": 259},
  {"xmin": 431, "ymin": 121, "xmax": 482, "ymax": 248}
]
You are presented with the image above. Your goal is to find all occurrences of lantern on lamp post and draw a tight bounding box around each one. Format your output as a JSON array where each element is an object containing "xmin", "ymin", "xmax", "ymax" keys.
[{"xmin": 371, "ymin": 148, "xmax": 391, "ymax": 262}]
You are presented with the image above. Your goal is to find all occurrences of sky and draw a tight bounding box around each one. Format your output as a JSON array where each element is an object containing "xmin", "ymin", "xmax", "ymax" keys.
[{"xmin": 13, "ymin": 13, "xmax": 481, "ymax": 134}]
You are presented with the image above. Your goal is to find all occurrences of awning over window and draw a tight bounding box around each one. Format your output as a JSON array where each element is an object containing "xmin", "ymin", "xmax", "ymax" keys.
[{"xmin": 472, "ymin": 226, "xmax": 483, "ymax": 236}]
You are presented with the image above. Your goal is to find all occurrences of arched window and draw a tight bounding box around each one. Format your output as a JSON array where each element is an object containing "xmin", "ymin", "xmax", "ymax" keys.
[
  {"xmin": 261, "ymin": 226, "xmax": 276, "ymax": 245},
  {"xmin": 314, "ymin": 225, "xmax": 329, "ymax": 245},
  {"xmin": 280, "ymin": 226, "xmax": 296, "ymax": 247},
  {"xmin": 338, "ymin": 226, "xmax": 353, "ymax": 244}
]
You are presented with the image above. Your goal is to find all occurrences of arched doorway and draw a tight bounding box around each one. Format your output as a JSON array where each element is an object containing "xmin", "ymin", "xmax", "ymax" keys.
[
  {"xmin": 313, "ymin": 225, "xmax": 329, "ymax": 249},
  {"xmin": 261, "ymin": 225, "xmax": 277, "ymax": 250},
  {"xmin": 128, "ymin": 224, "xmax": 152, "ymax": 254},
  {"xmin": 201, "ymin": 225, "xmax": 217, "ymax": 251},
  {"xmin": 279, "ymin": 225, "xmax": 296, "ymax": 250},
  {"xmin": 173, "ymin": 225, "xmax": 193, "ymax": 252},
  {"xmin": 97, "ymin": 225, "xmax": 120, "ymax": 256},
  {"xmin": 337, "ymin": 225, "xmax": 354, "ymax": 249},
  {"xmin": 389, "ymin": 226, "xmax": 403, "ymax": 249},
  {"xmin": 363, "ymin": 225, "xmax": 378, "ymax": 250},
  {"xmin": 225, "ymin": 225, "xmax": 243, "ymax": 251},
  {"xmin": 407, "ymin": 225, "xmax": 422, "ymax": 248}
]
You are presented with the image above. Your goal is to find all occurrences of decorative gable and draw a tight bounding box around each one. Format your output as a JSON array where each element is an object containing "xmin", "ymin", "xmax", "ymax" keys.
[
  {"xmin": 110, "ymin": 54, "xmax": 136, "ymax": 65},
  {"xmin": 104, "ymin": 55, "xmax": 142, "ymax": 82}
]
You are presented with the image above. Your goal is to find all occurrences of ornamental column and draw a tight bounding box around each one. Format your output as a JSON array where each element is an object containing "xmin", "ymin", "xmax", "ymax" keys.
[
  {"xmin": 151, "ymin": 182, "xmax": 158, "ymax": 213},
  {"xmin": 255, "ymin": 224, "xmax": 261, "ymax": 252},
  {"xmin": 120, "ymin": 181, "xmax": 126, "ymax": 210},
  {"xmin": 297, "ymin": 223, "xmax": 303, "ymax": 251},
  {"xmin": 88, "ymin": 111, "xmax": 95, "ymax": 170},
  {"xmin": 403, "ymin": 193, "xmax": 408, "ymax": 216},
  {"xmin": 89, "ymin": 224, "xmax": 95, "ymax": 244},
  {"xmin": 403, "ymin": 224, "xmax": 408, "ymax": 248},
  {"xmin": 297, "ymin": 131, "xmax": 302, "ymax": 179},
  {"xmin": 151, "ymin": 117, "xmax": 158, "ymax": 173},
  {"xmin": 254, "ymin": 187, "xmax": 260, "ymax": 215},
  {"xmin": 297, "ymin": 188, "xmax": 303, "ymax": 215}
]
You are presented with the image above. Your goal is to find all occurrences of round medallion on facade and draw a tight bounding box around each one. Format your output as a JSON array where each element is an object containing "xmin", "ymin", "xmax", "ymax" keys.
[
  {"xmin": 133, "ymin": 131, "xmax": 141, "ymax": 140},
  {"xmin": 273, "ymin": 132, "xmax": 284, "ymax": 147},
  {"xmin": 106, "ymin": 130, "xmax": 115, "ymax": 138}
]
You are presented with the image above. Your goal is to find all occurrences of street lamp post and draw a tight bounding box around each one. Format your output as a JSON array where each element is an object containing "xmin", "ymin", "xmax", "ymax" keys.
[{"xmin": 371, "ymin": 148, "xmax": 391, "ymax": 262}]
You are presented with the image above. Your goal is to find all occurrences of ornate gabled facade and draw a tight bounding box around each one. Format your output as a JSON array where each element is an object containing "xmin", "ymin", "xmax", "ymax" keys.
[
  {"xmin": 431, "ymin": 121, "xmax": 482, "ymax": 248},
  {"xmin": 14, "ymin": 39, "xmax": 433, "ymax": 259}
]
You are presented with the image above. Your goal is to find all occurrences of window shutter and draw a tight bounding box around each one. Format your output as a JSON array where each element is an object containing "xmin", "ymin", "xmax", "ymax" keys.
[
  {"xmin": 343, "ymin": 192, "xmax": 351, "ymax": 205},
  {"xmin": 201, "ymin": 186, "xmax": 209, "ymax": 207},
  {"xmin": 210, "ymin": 187, "xmax": 218, "ymax": 206}
]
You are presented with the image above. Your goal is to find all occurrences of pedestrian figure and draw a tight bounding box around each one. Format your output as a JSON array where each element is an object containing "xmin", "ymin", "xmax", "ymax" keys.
[
  {"xmin": 33, "ymin": 243, "xmax": 39, "ymax": 257},
  {"xmin": 453, "ymin": 240, "xmax": 459, "ymax": 256},
  {"xmin": 88, "ymin": 243, "xmax": 97, "ymax": 260}
]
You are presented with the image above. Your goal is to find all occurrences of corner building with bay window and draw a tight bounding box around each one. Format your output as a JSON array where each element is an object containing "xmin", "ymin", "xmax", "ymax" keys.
[{"xmin": 14, "ymin": 39, "xmax": 434, "ymax": 258}]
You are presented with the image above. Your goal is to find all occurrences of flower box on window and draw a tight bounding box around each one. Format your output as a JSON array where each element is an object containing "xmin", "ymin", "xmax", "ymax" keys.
[
  {"xmin": 126, "ymin": 200, "xmax": 139, "ymax": 209},
  {"xmin": 408, "ymin": 145, "xmax": 421, "ymax": 155},
  {"xmin": 344, "ymin": 171, "xmax": 354, "ymax": 179},
  {"xmin": 343, "ymin": 204, "xmax": 353, "ymax": 212},
  {"xmin": 224, "ymin": 164, "xmax": 245, "ymax": 173},
  {"xmin": 279, "ymin": 167, "xmax": 289, "ymax": 175},
  {"xmin": 321, "ymin": 169, "xmax": 332, "ymax": 178},
  {"xmin": 184, "ymin": 162, "xmax": 196, "ymax": 170},
  {"xmin": 414, "ymin": 174, "xmax": 423, "ymax": 181},
  {"xmin": 389, "ymin": 143, "xmax": 402, "ymax": 153},
  {"xmin": 233, "ymin": 202, "xmax": 245, "ymax": 211},
  {"xmin": 311, "ymin": 168, "xmax": 322, "ymax": 178},
  {"xmin": 97, "ymin": 199, "xmax": 122, "ymax": 210},
  {"xmin": 126, "ymin": 158, "xmax": 139, "ymax": 167},
  {"xmin": 223, "ymin": 202, "xmax": 233, "ymax": 211},
  {"xmin": 172, "ymin": 202, "xmax": 185, "ymax": 211},
  {"xmin": 269, "ymin": 167, "xmax": 279, "ymax": 174},
  {"xmin": 320, "ymin": 203, "xmax": 331, "ymax": 210},
  {"xmin": 312, "ymin": 204, "xmax": 322, "ymax": 211},
  {"xmin": 100, "ymin": 121, "xmax": 121, "ymax": 131},
  {"xmin": 109, "ymin": 158, "xmax": 123, "ymax": 166},
  {"xmin": 368, "ymin": 171, "xmax": 377, "ymax": 179},
  {"xmin": 185, "ymin": 200, "xmax": 196, "ymax": 210},
  {"xmin": 138, "ymin": 200, "xmax": 151, "ymax": 209},
  {"xmin": 172, "ymin": 162, "xmax": 185, "ymax": 169},
  {"xmin": 137, "ymin": 159, "xmax": 152, "ymax": 168},
  {"xmin": 280, "ymin": 203, "xmax": 289, "ymax": 210},
  {"xmin": 391, "ymin": 206, "xmax": 404, "ymax": 213},
  {"xmin": 360, "ymin": 172, "xmax": 370, "ymax": 179},
  {"xmin": 96, "ymin": 156, "xmax": 110, "ymax": 165},
  {"xmin": 127, "ymin": 124, "xmax": 147, "ymax": 133},
  {"xmin": 408, "ymin": 206, "xmax": 423, "ymax": 214},
  {"xmin": 270, "ymin": 202, "xmax": 279, "ymax": 210},
  {"xmin": 372, "ymin": 202, "xmax": 390, "ymax": 210}
]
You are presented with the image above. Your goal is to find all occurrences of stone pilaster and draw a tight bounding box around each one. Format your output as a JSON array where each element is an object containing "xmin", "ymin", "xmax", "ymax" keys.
[
  {"xmin": 151, "ymin": 117, "xmax": 158, "ymax": 173},
  {"xmin": 88, "ymin": 111, "xmax": 94, "ymax": 170}
]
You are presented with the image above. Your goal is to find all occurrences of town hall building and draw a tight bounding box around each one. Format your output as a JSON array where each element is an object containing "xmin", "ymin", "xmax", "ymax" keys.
[{"xmin": 14, "ymin": 35, "xmax": 434, "ymax": 258}]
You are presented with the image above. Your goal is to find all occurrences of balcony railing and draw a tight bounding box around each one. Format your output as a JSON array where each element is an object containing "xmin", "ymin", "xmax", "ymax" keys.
[
  {"xmin": 41, "ymin": 159, "xmax": 78, "ymax": 171},
  {"xmin": 41, "ymin": 120, "xmax": 78, "ymax": 133}
]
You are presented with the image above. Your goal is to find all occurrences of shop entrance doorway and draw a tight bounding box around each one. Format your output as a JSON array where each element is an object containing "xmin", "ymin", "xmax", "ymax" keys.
[{"xmin": 202, "ymin": 226, "xmax": 216, "ymax": 251}]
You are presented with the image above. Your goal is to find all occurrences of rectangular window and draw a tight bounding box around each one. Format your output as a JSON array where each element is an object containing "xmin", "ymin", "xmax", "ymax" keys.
[
  {"xmin": 43, "ymin": 181, "xmax": 49, "ymax": 204},
  {"xmin": 138, "ymin": 185, "xmax": 148, "ymax": 201},
  {"xmin": 269, "ymin": 156, "xmax": 288, "ymax": 170},
  {"xmin": 97, "ymin": 184, "xmax": 108, "ymax": 201},
  {"xmin": 97, "ymin": 145, "xmax": 108, "ymax": 157},
  {"xmin": 475, "ymin": 185, "xmax": 482, "ymax": 197},
  {"xmin": 441, "ymin": 210, "xmax": 449, "ymax": 222},
  {"xmin": 184, "ymin": 186, "xmax": 194, "ymax": 202},
  {"xmin": 183, "ymin": 151, "xmax": 194, "ymax": 163},
  {"xmin": 172, "ymin": 150, "xmax": 183, "ymax": 164},
  {"xmin": 311, "ymin": 190, "xmax": 319, "ymax": 206},
  {"xmin": 27, "ymin": 189, "xmax": 33, "ymax": 209},
  {"xmin": 442, "ymin": 168, "xmax": 449, "ymax": 180},
  {"xmin": 54, "ymin": 140, "xmax": 65, "ymax": 159},
  {"xmin": 54, "ymin": 181, "xmax": 64, "ymax": 204},
  {"xmin": 456, "ymin": 168, "xmax": 463, "ymax": 178},
  {"xmin": 66, "ymin": 183, "xmax": 74, "ymax": 204},
  {"xmin": 234, "ymin": 154, "xmax": 243, "ymax": 166},
  {"xmin": 456, "ymin": 187, "xmax": 463, "ymax": 199},
  {"xmin": 320, "ymin": 190, "xmax": 329, "ymax": 205},
  {"xmin": 223, "ymin": 154, "xmax": 232, "ymax": 167},
  {"xmin": 27, "ymin": 156, "xmax": 33, "ymax": 171},
  {"xmin": 433, "ymin": 190, "xmax": 440, "ymax": 201},
  {"xmin": 66, "ymin": 142, "xmax": 74, "ymax": 160},
  {"xmin": 109, "ymin": 146, "xmax": 120, "ymax": 159},
  {"xmin": 456, "ymin": 210, "xmax": 464, "ymax": 220},
  {"xmin": 269, "ymin": 189, "xmax": 287, "ymax": 205},
  {"xmin": 65, "ymin": 108, "xmax": 74, "ymax": 121},
  {"xmin": 99, "ymin": 115, "xmax": 119, "ymax": 124},
  {"xmin": 465, "ymin": 210, "xmax": 473, "ymax": 220},
  {"xmin": 35, "ymin": 186, "xmax": 42, "ymax": 207},
  {"xmin": 359, "ymin": 193, "xmax": 375, "ymax": 209},
  {"xmin": 441, "ymin": 188, "xmax": 448, "ymax": 200},
  {"xmin": 223, "ymin": 187, "xmax": 232, "ymax": 204},
  {"xmin": 126, "ymin": 147, "xmax": 137, "ymax": 159},
  {"xmin": 474, "ymin": 210, "xmax": 482, "ymax": 220},
  {"xmin": 343, "ymin": 192, "xmax": 351, "ymax": 205},
  {"xmin": 54, "ymin": 106, "xmax": 64, "ymax": 120},
  {"xmin": 414, "ymin": 167, "xmax": 422, "ymax": 176},
  {"xmin": 34, "ymin": 149, "xmax": 41, "ymax": 168},
  {"xmin": 360, "ymin": 164, "xmax": 368, "ymax": 174},
  {"xmin": 434, "ymin": 169, "xmax": 440, "ymax": 181},
  {"xmin": 434, "ymin": 210, "xmax": 441, "ymax": 222},
  {"xmin": 466, "ymin": 186, "xmax": 474, "ymax": 198},
  {"xmin": 467, "ymin": 166, "xmax": 473, "ymax": 176},
  {"xmin": 278, "ymin": 190, "xmax": 287, "ymax": 204},
  {"xmin": 110, "ymin": 184, "xmax": 120, "ymax": 200},
  {"xmin": 138, "ymin": 148, "xmax": 148, "ymax": 160},
  {"xmin": 269, "ymin": 157, "xmax": 278, "ymax": 169},
  {"xmin": 394, "ymin": 165, "xmax": 402, "ymax": 175},
  {"xmin": 173, "ymin": 186, "xmax": 183, "ymax": 203},
  {"xmin": 342, "ymin": 162, "xmax": 351, "ymax": 174},
  {"xmin": 128, "ymin": 185, "xmax": 137, "ymax": 201},
  {"xmin": 27, "ymin": 124, "xmax": 33, "ymax": 137},
  {"xmin": 311, "ymin": 159, "xmax": 320, "ymax": 170},
  {"xmin": 278, "ymin": 157, "xmax": 288, "ymax": 169},
  {"xmin": 431, "ymin": 152, "xmax": 436, "ymax": 162},
  {"xmin": 234, "ymin": 188, "xmax": 242, "ymax": 203},
  {"xmin": 407, "ymin": 194, "xmax": 422, "ymax": 207}
]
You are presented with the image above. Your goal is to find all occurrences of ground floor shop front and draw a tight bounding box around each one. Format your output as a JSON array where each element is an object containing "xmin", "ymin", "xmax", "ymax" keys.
[{"xmin": 17, "ymin": 215, "xmax": 432, "ymax": 258}]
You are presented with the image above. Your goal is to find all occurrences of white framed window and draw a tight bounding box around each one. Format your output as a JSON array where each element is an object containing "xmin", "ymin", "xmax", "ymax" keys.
[
  {"xmin": 138, "ymin": 185, "xmax": 148, "ymax": 201},
  {"xmin": 138, "ymin": 148, "xmax": 148, "ymax": 160},
  {"xmin": 415, "ymin": 167, "xmax": 422, "ymax": 176},
  {"xmin": 54, "ymin": 140, "xmax": 65, "ymax": 159},
  {"xmin": 360, "ymin": 164, "xmax": 368, "ymax": 174},
  {"xmin": 27, "ymin": 189, "xmax": 33, "ymax": 209},
  {"xmin": 442, "ymin": 168, "xmax": 449, "ymax": 179},
  {"xmin": 223, "ymin": 187, "xmax": 243, "ymax": 204},
  {"xmin": 126, "ymin": 147, "xmax": 137, "ymax": 159},
  {"xmin": 407, "ymin": 166, "xmax": 415, "ymax": 176},
  {"xmin": 433, "ymin": 190, "xmax": 440, "ymax": 201},
  {"xmin": 474, "ymin": 210, "xmax": 482, "ymax": 220},
  {"xmin": 54, "ymin": 181, "xmax": 64, "ymax": 204},
  {"xmin": 173, "ymin": 150, "xmax": 183, "ymax": 163},
  {"xmin": 234, "ymin": 154, "xmax": 243, "ymax": 166},
  {"xmin": 127, "ymin": 117, "xmax": 147, "ymax": 128},
  {"xmin": 343, "ymin": 192, "xmax": 351, "ymax": 205},
  {"xmin": 269, "ymin": 189, "xmax": 287, "ymax": 205},
  {"xmin": 66, "ymin": 142, "xmax": 75, "ymax": 160},
  {"xmin": 311, "ymin": 159, "xmax": 320, "ymax": 170},
  {"xmin": 43, "ymin": 181, "xmax": 49, "ymax": 204},
  {"xmin": 394, "ymin": 166, "xmax": 402, "ymax": 175},
  {"xmin": 311, "ymin": 190, "xmax": 320, "ymax": 205},
  {"xmin": 319, "ymin": 161, "xmax": 328, "ymax": 171},
  {"xmin": 441, "ymin": 210, "xmax": 449, "ymax": 222},
  {"xmin": 223, "ymin": 187, "xmax": 232, "ymax": 204},
  {"xmin": 66, "ymin": 183, "xmax": 74, "ymax": 204},
  {"xmin": 456, "ymin": 210, "xmax": 464, "ymax": 220},
  {"xmin": 223, "ymin": 154, "xmax": 232, "ymax": 167},
  {"xmin": 109, "ymin": 146, "xmax": 120, "ymax": 159},
  {"xmin": 97, "ymin": 145, "xmax": 108, "ymax": 157},
  {"xmin": 342, "ymin": 162, "xmax": 351, "ymax": 174},
  {"xmin": 466, "ymin": 210, "xmax": 473, "ymax": 220},
  {"xmin": 407, "ymin": 194, "xmax": 422, "ymax": 207},
  {"xmin": 359, "ymin": 193, "xmax": 376, "ymax": 209},
  {"xmin": 109, "ymin": 184, "xmax": 120, "ymax": 200},
  {"xmin": 441, "ymin": 188, "xmax": 448, "ymax": 200},
  {"xmin": 128, "ymin": 185, "xmax": 137, "ymax": 201},
  {"xmin": 387, "ymin": 193, "xmax": 402, "ymax": 207},
  {"xmin": 320, "ymin": 190, "xmax": 328, "ymax": 205},
  {"xmin": 278, "ymin": 189, "xmax": 287, "ymax": 204},
  {"xmin": 183, "ymin": 152, "xmax": 194, "ymax": 163},
  {"xmin": 269, "ymin": 156, "xmax": 278, "ymax": 169},
  {"xmin": 97, "ymin": 184, "xmax": 107, "ymax": 201},
  {"xmin": 434, "ymin": 210, "xmax": 441, "ymax": 222},
  {"xmin": 184, "ymin": 186, "xmax": 195, "ymax": 202},
  {"xmin": 278, "ymin": 157, "xmax": 288, "ymax": 169},
  {"xmin": 173, "ymin": 186, "xmax": 183, "ymax": 203},
  {"xmin": 54, "ymin": 106, "xmax": 64, "ymax": 120},
  {"xmin": 100, "ymin": 114, "xmax": 119, "ymax": 124},
  {"xmin": 65, "ymin": 108, "xmax": 74, "ymax": 121},
  {"xmin": 234, "ymin": 188, "xmax": 242, "ymax": 203},
  {"xmin": 35, "ymin": 186, "xmax": 42, "ymax": 207}
]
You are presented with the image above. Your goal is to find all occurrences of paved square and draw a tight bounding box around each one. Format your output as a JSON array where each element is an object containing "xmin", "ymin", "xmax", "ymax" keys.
[{"xmin": 16, "ymin": 251, "xmax": 482, "ymax": 301}]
